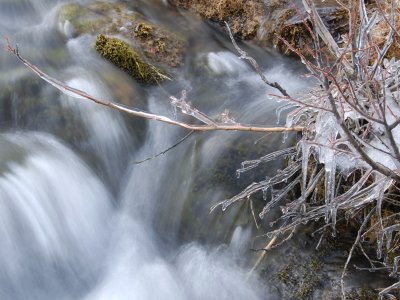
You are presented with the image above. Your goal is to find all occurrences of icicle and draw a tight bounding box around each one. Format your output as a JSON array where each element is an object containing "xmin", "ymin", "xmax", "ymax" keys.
[
  {"xmin": 276, "ymin": 104, "xmax": 292, "ymax": 124},
  {"xmin": 282, "ymin": 131, "xmax": 288, "ymax": 143},
  {"xmin": 324, "ymin": 150, "xmax": 336, "ymax": 223},
  {"xmin": 262, "ymin": 187, "xmax": 268, "ymax": 200},
  {"xmin": 301, "ymin": 142, "xmax": 310, "ymax": 197},
  {"xmin": 172, "ymin": 105, "xmax": 178, "ymax": 119},
  {"xmin": 311, "ymin": 188, "xmax": 318, "ymax": 204},
  {"xmin": 331, "ymin": 205, "xmax": 337, "ymax": 237},
  {"xmin": 390, "ymin": 256, "xmax": 400, "ymax": 277},
  {"xmin": 236, "ymin": 170, "xmax": 241, "ymax": 179},
  {"xmin": 386, "ymin": 230, "xmax": 393, "ymax": 253},
  {"xmin": 377, "ymin": 231, "xmax": 384, "ymax": 260}
]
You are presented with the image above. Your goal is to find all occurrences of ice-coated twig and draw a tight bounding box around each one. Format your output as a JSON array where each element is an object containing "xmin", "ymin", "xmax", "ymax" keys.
[
  {"xmin": 5, "ymin": 39, "xmax": 302, "ymax": 134},
  {"xmin": 211, "ymin": 162, "xmax": 301, "ymax": 212},
  {"xmin": 236, "ymin": 147, "xmax": 296, "ymax": 177},
  {"xmin": 378, "ymin": 281, "xmax": 400, "ymax": 300},
  {"xmin": 259, "ymin": 175, "xmax": 301, "ymax": 218}
]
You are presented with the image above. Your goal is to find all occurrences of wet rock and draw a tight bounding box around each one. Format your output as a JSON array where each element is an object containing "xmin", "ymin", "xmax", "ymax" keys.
[{"xmin": 0, "ymin": 73, "xmax": 88, "ymax": 147}]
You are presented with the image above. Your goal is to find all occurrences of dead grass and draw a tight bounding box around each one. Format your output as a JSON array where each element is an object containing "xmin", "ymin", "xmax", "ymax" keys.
[{"xmin": 169, "ymin": 0, "xmax": 265, "ymax": 38}]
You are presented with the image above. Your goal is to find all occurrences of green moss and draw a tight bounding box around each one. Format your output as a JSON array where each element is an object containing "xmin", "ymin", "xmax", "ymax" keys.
[
  {"xmin": 95, "ymin": 34, "xmax": 166, "ymax": 84},
  {"xmin": 155, "ymin": 39, "xmax": 166, "ymax": 53},
  {"xmin": 276, "ymin": 256, "xmax": 325, "ymax": 299},
  {"xmin": 277, "ymin": 265, "xmax": 293, "ymax": 284},
  {"xmin": 134, "ymin": 23, "xmax": 154, "ymax": 39},
  {"xmin": 346, "ymin": 287, "xmax": 379, "ymax": 300}
]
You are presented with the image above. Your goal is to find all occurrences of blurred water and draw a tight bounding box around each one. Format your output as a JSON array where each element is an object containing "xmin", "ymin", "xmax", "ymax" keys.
[{"xmin": 0, "ymin": 0, "xmax": 308, "ymax": 299}]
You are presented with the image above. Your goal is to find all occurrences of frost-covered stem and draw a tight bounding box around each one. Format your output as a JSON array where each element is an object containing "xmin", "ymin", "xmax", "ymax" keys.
[
  {"xmin": 274, "ymin": 94, "xmax": 332, "ymax": 112},
  {"xmin": 378, "ymin": 281, "xmax": 400, "ymax": 299},
  {"xmin": 341, "ymin": 207, "xmax": 376, "ymax": 300}
]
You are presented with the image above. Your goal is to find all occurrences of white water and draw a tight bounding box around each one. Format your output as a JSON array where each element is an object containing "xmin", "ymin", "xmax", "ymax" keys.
[{"xmin": 0, "ymin": 0, "xmax": 311, "ymax": 299}]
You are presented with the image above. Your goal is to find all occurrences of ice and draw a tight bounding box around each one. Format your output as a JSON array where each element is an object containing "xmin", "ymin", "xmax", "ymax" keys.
[
  {"xmin": 324, "ymin": 153, "xmax": 337, "ymax": 223},
  {"xmin": 276, "ymin": 104, "xmax": 293, "ymax": 124},
  {"xmin": 391, "ymin": 256, "xmax": 400, "ymax": 276},
  {"xmin": 220, "ymin": 109, "xmax": 236, "ymax": 124},
  {"xmin": 170, "ymin": 91, "xmax": 217, "ymax": 125},
  {"xmin": 330, "ymin": 204, "xmax": 337, "ymax": 236},
  {"xmin": 301, "ymin": 142, "xmax": 311, "ymax": 198},
  {"xmin": 236, "ymin": 147, "xmax": 296, "ymax": 177},
  {"xmin": 213, "ymin": 162, "xmax": 301, "ymax": 213}
]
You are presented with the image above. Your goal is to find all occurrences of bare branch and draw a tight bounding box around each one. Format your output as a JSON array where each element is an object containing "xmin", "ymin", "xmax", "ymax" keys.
[{"xmin": 225, "ymin": 22, "xmax": 290, "ymax": 97}]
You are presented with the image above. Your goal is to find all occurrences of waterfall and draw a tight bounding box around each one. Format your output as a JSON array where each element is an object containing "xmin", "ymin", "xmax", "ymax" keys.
[{"xmin": 0, "ymin": 0, "xmax": 310, "ymax": 299}]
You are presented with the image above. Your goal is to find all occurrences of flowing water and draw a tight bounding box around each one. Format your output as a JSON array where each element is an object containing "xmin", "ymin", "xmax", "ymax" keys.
[{"xmin": 0, "ymin": 1, "xmax": 311, "ymax": 299}]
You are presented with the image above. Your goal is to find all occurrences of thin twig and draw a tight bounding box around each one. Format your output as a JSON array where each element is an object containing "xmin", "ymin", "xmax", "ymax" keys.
[{"xmin": 133, "ymin": 130, "xmax": 194, "ymax": 164}]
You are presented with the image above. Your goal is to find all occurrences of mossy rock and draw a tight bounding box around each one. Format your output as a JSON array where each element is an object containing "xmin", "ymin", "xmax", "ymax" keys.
[{"xmin": 95, "ymin": 34, "xmax": 167, "ymax": 84}]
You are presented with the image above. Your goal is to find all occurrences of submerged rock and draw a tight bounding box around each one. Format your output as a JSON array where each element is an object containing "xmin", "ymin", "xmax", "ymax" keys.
[{"xmin": 95, "ymin": 34, "xmax": 167, "ymax": 84}]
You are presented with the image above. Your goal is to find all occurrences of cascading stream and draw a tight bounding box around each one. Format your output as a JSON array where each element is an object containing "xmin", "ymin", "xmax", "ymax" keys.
[{"xmin": 0, "ymin": 0, "xmax": 310, "ymax": 299}]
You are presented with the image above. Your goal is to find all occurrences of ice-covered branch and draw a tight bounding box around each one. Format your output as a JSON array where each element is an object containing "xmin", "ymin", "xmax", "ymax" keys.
[
  {"xmin": 219, "ymin": 1, "xmax": 400, "ymax": 289},
  {"xmin": 5, "ymin": 39, "xmax": 302, "ymax": 133}
]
